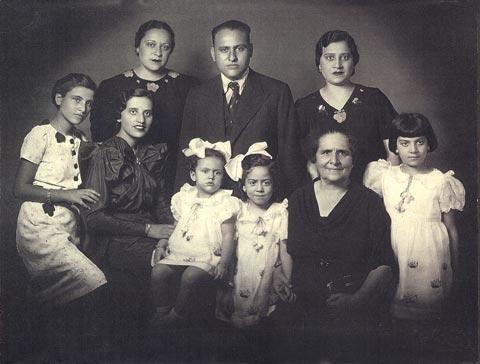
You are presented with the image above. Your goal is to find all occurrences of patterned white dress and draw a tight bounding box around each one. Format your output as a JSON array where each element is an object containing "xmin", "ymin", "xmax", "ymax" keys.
[
  {"xmin": 158, "ymin": 184, "xmax": 239, "ymax": 275},
  {"xmin": 219, "ymin": 199, "xmax": 288, "ymax": 328},
  {"xmin": 364, "ymin": 160, "xmax": 465, "ymax": 319},
  {"xmin": 16, "ymin": 124, "xmax": 106, "ymax": 306}
]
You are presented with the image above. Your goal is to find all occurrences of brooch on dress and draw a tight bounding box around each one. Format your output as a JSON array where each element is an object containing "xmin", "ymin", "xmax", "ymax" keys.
[
  {"xmin": 146, "ymin": 82, "xmax": 160, "ymax": 92},
  {"xmin": 395, "ymin": 175, "xmax": 415, "ymax": 213},
  {"xmin": 317, "ymin": 104, "xmax": 327, "ymax": 114},
  {"xmin": 333, "ymin": 109, "xmax": 347, "ymax": 123},
  {"xmin": 352, "ymin": 97, "xmax": 361, "ymax": 104}
]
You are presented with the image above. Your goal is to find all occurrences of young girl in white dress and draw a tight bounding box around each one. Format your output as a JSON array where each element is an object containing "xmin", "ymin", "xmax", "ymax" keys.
[
  {"xmin": 364, "ymin": 113, "xmax": 465, "ymax": 321},
  {"xmin": 14, "ymin": 73, "xmax": 107, "ymax": 358},
  {"xmin": 150, "ymin": 138, "xmax": 238, "ymax": 325},
  {"xmin": 217, "ymin": 142, "xmax": 293, "ymax": 328}
]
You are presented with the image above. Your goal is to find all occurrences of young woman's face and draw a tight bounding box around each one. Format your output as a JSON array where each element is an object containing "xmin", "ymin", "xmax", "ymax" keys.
[
  {"xmin": 319, "ymin": 41, "xmax": 355, "ymax": 86},
  {"xmin": 396, "ymin": 136, "xmax": 429, "ymax": 168},
  {"xmin": 55, "ymin": 86, "xmax": 94, "ymax": 126},
  {"xmin": 118, "ymin": 96, "xmax": 153, "ymax": 145},
  {"xmin": 243, "ymin": 165, "xmax": 273, "ymax": 208},
  {"xmin": 136, "ymin": 28, "xmax": 173, "ymax": 74},
  {"xmin": 190, "ymin": 156, "xmax": 225, "ymax": 198},
  {"xmin": 315, "ymin": 132, "xmax": 353, "ymax": 184}
]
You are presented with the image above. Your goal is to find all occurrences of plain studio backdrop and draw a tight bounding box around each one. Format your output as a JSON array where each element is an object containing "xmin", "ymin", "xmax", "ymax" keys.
[{"xmin": 0, "ymin": 0, "xmax": 477, "ymax": 361}]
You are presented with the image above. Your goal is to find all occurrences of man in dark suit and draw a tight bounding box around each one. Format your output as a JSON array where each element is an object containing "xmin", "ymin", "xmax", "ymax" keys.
[{"xmin": 174, "ymin": 20, "xmax": 306, "ymax": 196}]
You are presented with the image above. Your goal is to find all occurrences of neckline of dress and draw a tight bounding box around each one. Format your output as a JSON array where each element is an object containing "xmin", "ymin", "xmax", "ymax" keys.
[
  {"xmin": 317, "ymin": 84, "xmax": 357, "ymax": 112},
  {"xmin": 132, "ymin": 69, "xmax": 169, "ymax": 83}
]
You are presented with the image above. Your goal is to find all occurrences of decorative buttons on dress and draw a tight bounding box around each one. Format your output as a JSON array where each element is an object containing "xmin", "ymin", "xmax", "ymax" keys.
[
  {"xmin": 69, "ymin": 138, "xmax": 74, "ymax": 144},
  {"xmin": 74, "ymin": 163, "xmax": 78, "ymax": 169},
  {"xmin": 408, "ymin": 260, "xmax": 418, "ymax": 268},
  {"xmin": 71, "ymin": 150, "xmax": 76, "ymax": 156},
  {"xmin": 73, "ymin": 176, "xmax": 78, "ymax": 181}
]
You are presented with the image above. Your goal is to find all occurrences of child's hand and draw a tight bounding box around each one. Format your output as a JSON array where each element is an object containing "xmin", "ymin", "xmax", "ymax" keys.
[
  {"xmin": 214, "ymin": 262, "xmax": 228, "ymax": 280},
  {"xmin": 152, "ymin": 239, "xmax": 168, "ymax": 265}
]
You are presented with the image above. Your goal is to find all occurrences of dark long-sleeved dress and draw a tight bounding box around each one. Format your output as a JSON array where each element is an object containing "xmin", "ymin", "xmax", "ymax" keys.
[
  {"xmin": 295, "ymin": 85, "xmax": 397, "ymax": 183},
  {"xmin": 287, "ymin": 182, "xmax": 396, "ymax": 321},
  {"xmin": 90, "ymin": 69, "xmax": 197, "ymax": 197},
  {"xmin": 79, "ymin": 136, "xmax": 172, "ymax": 332}
]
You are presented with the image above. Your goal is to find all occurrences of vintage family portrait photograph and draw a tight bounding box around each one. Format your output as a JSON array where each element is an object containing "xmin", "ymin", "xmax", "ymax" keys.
[{"xmin": 0, "ymin": 0, "xmax": 478, "ymax": 362}]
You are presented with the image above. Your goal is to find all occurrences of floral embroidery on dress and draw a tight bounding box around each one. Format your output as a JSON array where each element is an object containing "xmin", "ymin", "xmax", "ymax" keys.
[
  {"xmin": 251, "ymin": 216, "xmax": 267, "ymax": 236},
  {"xmin": 359, "ymin": 88, "xmax": 364, "ymax": 92},
  {"xmin": 239, "ymin": 289, "xmax": 250, "ymax": 298},
  {"xmin": 146, "ymin": 82, "xmax": 160, "ymax": 92},
  {"xmin": 123, "ymin": 70, "xmax": 134, "ymax": 77},
  {"xmin": 318, "ymin": 104, "xmax": 327, "ymax": 113},
  {"xmin": 183, "ymin": 257, "xmax": 195, "ymax": 263},
  {"xmin": 247, "ymin": 306, "xmax": 258, "ymax": 315},
  {"xmin": 352, "ymin": 97, "xmax": 361, "ymax": 104},
  {"xmin": 401, "ymin": 293, "xmax": 418, "ymax": 304},
  {"xmin": 213, "ymin": 247, "xmax": 222, "ymax": 256},
  {"xmin": 430, "ymin": 279, "xmax": 442, "ymax": 288},
  {"xmin": 408, "ymin": 260, "xmax": 419, "ymax": 268},
  {"xmin": 168, "ymin": 70, "xmax": 179, "ymax": 78},
  {"xmin": 253, "ymin": 243, "xmax": 264, "ymax": 253}
]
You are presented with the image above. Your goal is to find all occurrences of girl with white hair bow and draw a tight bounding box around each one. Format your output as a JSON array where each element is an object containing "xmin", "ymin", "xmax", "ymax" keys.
[
  {"xmin": 150, "ymin": 138, "xmax": 239, "ymax": 327},
  {"xmin": 217, "ymin": 142, "xmax": 294, "ymax": 328}
]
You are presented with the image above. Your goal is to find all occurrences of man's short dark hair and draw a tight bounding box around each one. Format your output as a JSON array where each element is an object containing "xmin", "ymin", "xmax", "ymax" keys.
[{"xmin": 211, "ymin": 20, "xmax": 251, "ymax": 45}]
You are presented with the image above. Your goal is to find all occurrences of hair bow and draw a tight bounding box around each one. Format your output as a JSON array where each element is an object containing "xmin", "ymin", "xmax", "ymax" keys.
[
  {"xmin": 224, "ymin": 142, "xmax": 272, "ymax": 181},
  {"xmin": 182, "ymin": 138, "xmax": 232, "ymax": 162}
]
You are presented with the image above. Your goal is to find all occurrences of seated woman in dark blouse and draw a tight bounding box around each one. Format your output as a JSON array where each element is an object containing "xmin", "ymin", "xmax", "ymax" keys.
[
  {"xmin": 80, "ymin": 88, "xmax": 174, "ymax": 349},
  {"xmin": 90, "ymin": 20, "xmax": 197, "ymax": 197},
  {"xmin": 276, "ymin": 129, "xmax": 397, "ymax": 360},
  {"xmin": 295, "ymin": 30, "xmax": 399, "ymax": 183}
]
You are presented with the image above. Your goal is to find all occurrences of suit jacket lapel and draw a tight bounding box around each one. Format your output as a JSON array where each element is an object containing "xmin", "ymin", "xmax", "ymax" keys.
[
  {"xmin": 229, "ymin": 70, "xmax": 268, "ymax": 144},
  {"xmin": 204, "ymin": 76, "xmax": 226, "ymax": 139}
]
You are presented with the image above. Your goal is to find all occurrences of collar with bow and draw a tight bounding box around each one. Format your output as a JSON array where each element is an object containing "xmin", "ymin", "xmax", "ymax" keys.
[
  {"xmin": 182, "ymin": 138, "xmax": 231, "ymax": 162},
  {"xmin": 224, "ymin": 142, "xmax": 272, "ymax": 181}
]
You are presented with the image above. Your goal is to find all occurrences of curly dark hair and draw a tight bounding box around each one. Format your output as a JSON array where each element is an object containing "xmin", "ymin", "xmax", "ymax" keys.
[
  {"xmin": 51, "ymin": 73, "xmax": 97, "ymax": 109},
  {"xmin": 134, "ymin": 20, "xmax": 175, "ymax": 52},
  {"xmin": 238, "ymin": 154, "xmax": 281, "ymax": 203},
  {"xmin": 186, "ymin": 148, "xmax": 227, "ymax": 172}
]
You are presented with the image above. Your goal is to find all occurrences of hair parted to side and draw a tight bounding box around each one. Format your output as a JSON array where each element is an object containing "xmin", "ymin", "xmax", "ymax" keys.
[
  {"xmin": 301, "ymin": 128, "xmax": 357, "ymax": 163},
  {"xmin": 211, "ymin": 20, "xmax": 251, "ymax": 45},
  {"xmin": 114, "ymin": 88, "xmax": 153, "ymax": 123},
  {"xmin": 187, "ymin": 148, "xmax": 227, "ymax": 172},
  {"xmin": 51, "ymin": 73, "xmax": 97, "ymax": 108},
  {"xmin": 315, "ymin": 30, "xmax": 359, "ymax": 69},
  {"xmin": 388, "ymin": 113, "xmax": 438, "ymax": 153},
  {"xmin": 134, "ymin": 20, "xmax": 175, "ymax": 52},
  {"xmin": 239, "ymin": 154, "xmax": 281, "ymax": 203}
]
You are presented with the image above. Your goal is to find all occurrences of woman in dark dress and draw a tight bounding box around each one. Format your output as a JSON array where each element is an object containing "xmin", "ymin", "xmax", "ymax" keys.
[
  {"xmin": 90, "ymin": 20, "xmax": 197, "ymax": 197},
  {"xmin": 295, "ymin": 30, "xmax": 399, "ymax": 183},
  {"xmin": 81, "ymin": 88, "xmax": 175, "ymax": 350},
  {"xmin": 272, "ymin": 129, "xmax": 396, "ymax": 361}
]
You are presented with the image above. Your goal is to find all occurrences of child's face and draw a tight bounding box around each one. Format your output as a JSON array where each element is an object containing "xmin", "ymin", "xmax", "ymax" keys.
[
  {"xmin": 55, "ymin": 86, "xmax": 94, "ymax": 126},
  {"xmin": 396, "ymin": 136, "xmax": 429, "ymax": 168},
  {"xmin": 191, "ymin": 156, "xmax": 224, "ymax": 197},
  {"xmin": 243, "ymin": 166, "xmax": 273, "ymax": 208}
]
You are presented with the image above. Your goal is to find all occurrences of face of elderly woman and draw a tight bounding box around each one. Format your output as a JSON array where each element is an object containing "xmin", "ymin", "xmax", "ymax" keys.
[
  {"xmin": 136, "ymin": 28, "xmax": 173, "ymax": 74},
  {"xmin": 118, "ymin": 96, "xmax": 153, "ymax": 146},
  {"xmin": 319, "ymin": 41, "xmax": 354, "ymax": 86},
  {"xmin": 314, "ymin": 132, "xmax": 353, "ymax": 184}
]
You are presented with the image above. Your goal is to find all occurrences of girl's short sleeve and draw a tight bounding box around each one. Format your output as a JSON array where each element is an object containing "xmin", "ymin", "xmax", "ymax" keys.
[
  {"xmin": 363, "ymin": 159, "xmax": 389, "ymax": 196},
  {"xmin": 278, "ymin": 199, "xmax": 289, "ymax": 241},
  {"xmin": 20, "ymin": 126, "xmax": 48, "ymax": 164},
  {"xmin": 439, "ymin": 171, "xmax": 465, "ymax": 213},
  {"xmin": 170, "ymin": 191, "xmax": 184, "ymax": 221},
  {"xmin": 217, "ymin": 196, "xmax": 241, "ymax": 223}
]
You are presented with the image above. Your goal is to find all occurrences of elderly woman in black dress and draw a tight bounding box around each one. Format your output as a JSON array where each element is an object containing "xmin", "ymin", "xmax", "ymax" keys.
[
  {"xmin": 295, "ymin": 30, "xmax": 399, "ymax": 182},
  {"xmin": 278, "ymin": 129, "xmax": 397, "ymax": 360},
  {"xmin": 81, "ymin": 88, "xmax": 174, "ymax": 350},
  {"xmin": 90, "ymin": 20, "xmax": 197, "ymax": 197}
]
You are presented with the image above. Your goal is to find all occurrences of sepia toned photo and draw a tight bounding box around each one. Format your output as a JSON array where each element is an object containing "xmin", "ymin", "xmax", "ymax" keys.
[{"xmin": 0, "ymin": 0, "xmax": 477, "ymax": 362}]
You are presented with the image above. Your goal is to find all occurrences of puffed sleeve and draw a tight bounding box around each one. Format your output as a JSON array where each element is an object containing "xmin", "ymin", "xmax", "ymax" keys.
[
  {"xmin": 439, "ymin": 171, "xmax": 465, "ymax": 213},
  {"xmin": 170, "ymin": 189, "xmax": 184, "ymax": 222},
  {"xmin": 80, "ymin": 144, "xmax": 146, "ymax": 236},
  {"xmin": 217, "ymin": 195, "xmax": 241, "ymax": 223},
  {"xmin": 277, "ymin": 199, "xmax": 289, "ymax": 241},
  {"xmin": 363, "ymin": 159, "xmax": 390, "ymax": 197},
  {"xmin": 20, "ymin": 126, "xmax": 47, "ymax": 164}
]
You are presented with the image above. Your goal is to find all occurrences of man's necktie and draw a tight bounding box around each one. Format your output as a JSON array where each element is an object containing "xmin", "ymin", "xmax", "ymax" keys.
[{"xmin": 228, "ymin": 81, "xmax": 240, "ymax": 116}]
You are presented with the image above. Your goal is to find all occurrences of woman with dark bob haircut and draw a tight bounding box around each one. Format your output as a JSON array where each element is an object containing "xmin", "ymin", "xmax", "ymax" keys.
[
  {"xmin": 90, "ymin": 20, "xmax": 197, "ymax": 197},
  {"xmin": 80, "ymin": 88, "xmax": 175, "ymax": 350},
  {"xmin": 295, "ymin": 30, "xmax": 399, "ymax": 183}
]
